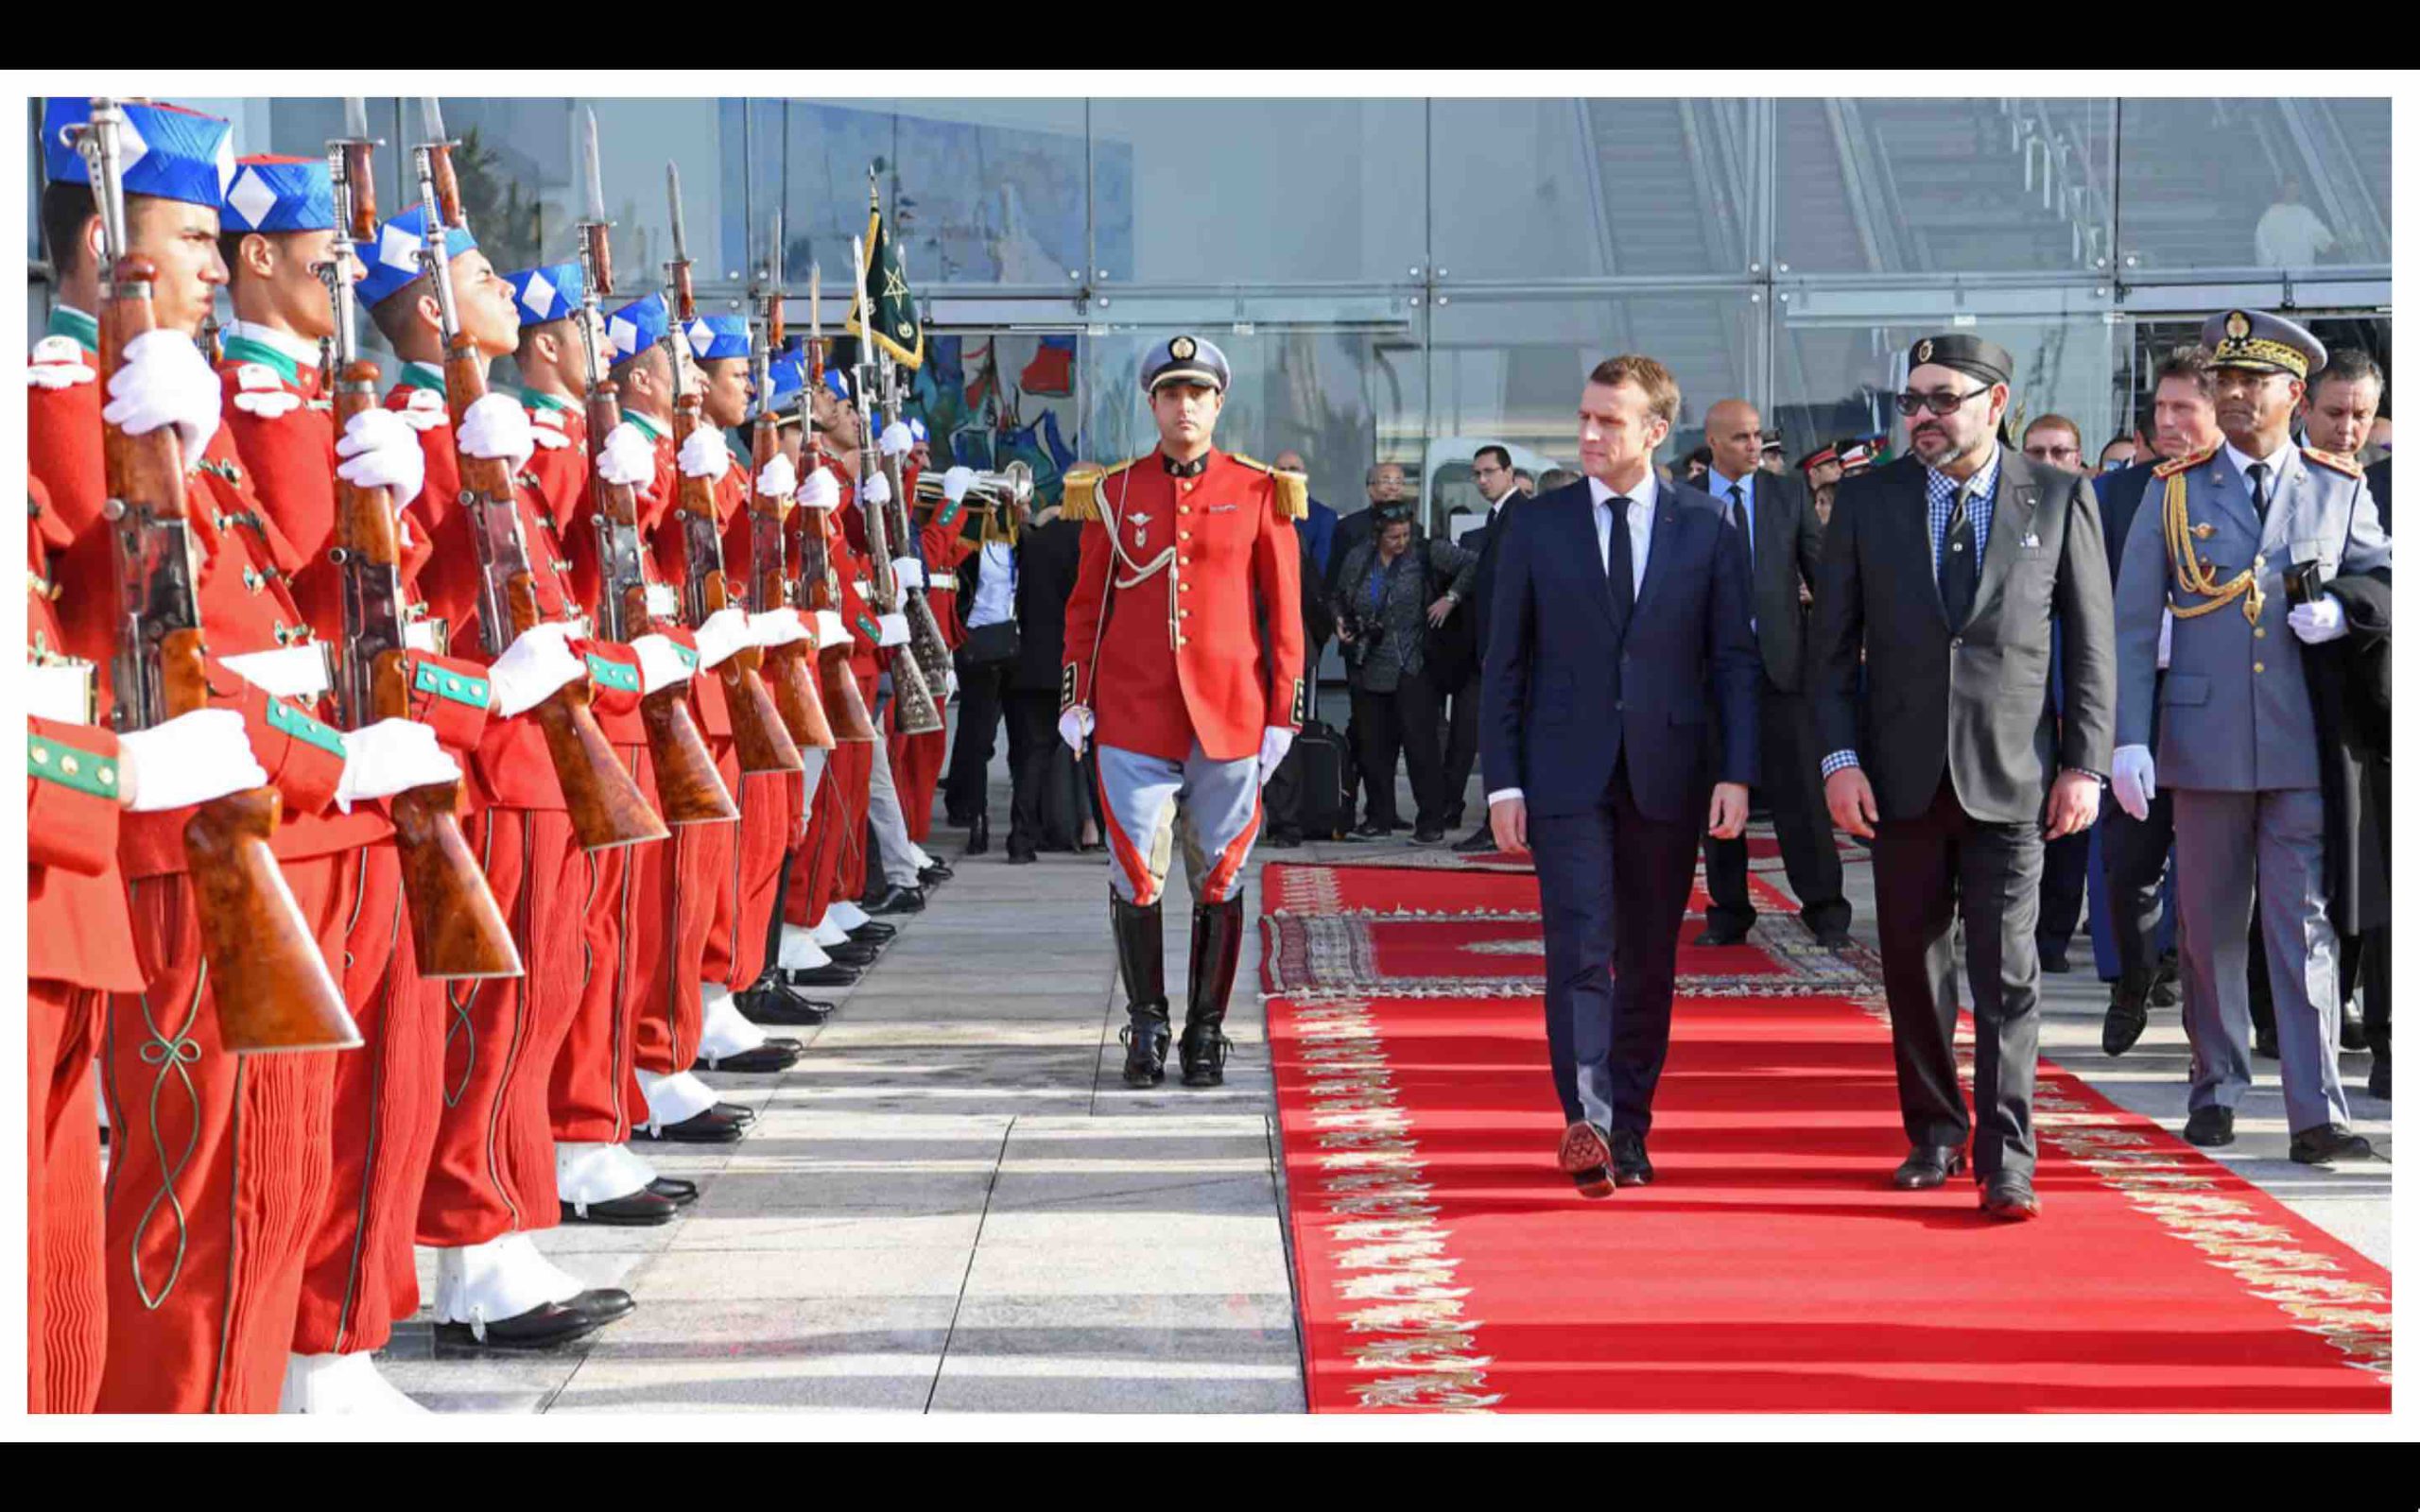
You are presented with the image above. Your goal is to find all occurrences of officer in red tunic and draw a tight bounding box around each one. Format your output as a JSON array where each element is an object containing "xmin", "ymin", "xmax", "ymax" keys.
[
  {"xmin": 32, "ymin": 98, "xmax": 458, "ymax": 1412},
  {"xmin": 891, "ymin": 416, "xmax": 960, "ymax": 847},
  {"xmin": 1060, "ymin": 335, "xmax": 1307, "ymax": 1088},
  {"xmin": 357, "ymin": 201, "xmax": 645, "ymax": 1348}
]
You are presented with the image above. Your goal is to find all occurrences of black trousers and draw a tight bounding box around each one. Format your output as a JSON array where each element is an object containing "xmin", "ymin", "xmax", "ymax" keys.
[
  {"xmin": 1702, "ymin": 679, "xmax": 1847, "ymax": 936},
  {"xmin": 1001, "ymin": 687, "xmax": 1058, "ymax": 855},
  {"xmin": 1440, "ymin": 669, "xmax": 1481, "ymax": 827},
  {"xmin": 1872, "ymin": 774, "xmax": 2045, "ymax": 1179},
  {"xmin": 1349, "ymin": 670, "xmax": 1448, "ymax": 831},
  {"xmin": 943, "ymin": 654, "xmax": 1010, "ymax": 821},
  {"xmin": 2036, "ymin": 825, "xmax": 2093, "ymax": 954}
]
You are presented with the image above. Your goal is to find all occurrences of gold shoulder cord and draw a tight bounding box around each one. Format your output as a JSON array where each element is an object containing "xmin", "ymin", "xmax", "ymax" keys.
[{"xmin": 2162, "ymin": 469, "xmax": 2264, "ymax": 627}]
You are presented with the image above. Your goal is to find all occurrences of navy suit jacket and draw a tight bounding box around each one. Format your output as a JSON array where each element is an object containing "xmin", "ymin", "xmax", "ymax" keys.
[{"xmin": 1480, "ymin": 477, "xmax": 1761, "ymax": 821}]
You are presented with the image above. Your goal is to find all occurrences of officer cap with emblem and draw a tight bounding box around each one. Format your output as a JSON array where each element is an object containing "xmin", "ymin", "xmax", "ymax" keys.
[
  {"xmin": 1906, "ymin": 334, "xmax": 2014, "ymax": 388},
  {"xmin": 1141, "ymin": 334, "xmax": 1230, "ymax": 395},
  {"xmin": 221, "ymin": 154, "xmax": 336, "ymax": 234},
  {"xmin": 2201, "ymin": 308, "xmax": 2325, "ymax": 382},
  {"xmin": 604, "ymin": 294, "xmax": 670, "ymax": 365},
  {"xmin": 354, "ymin": 203, "xmax": 477, "ymax": 309},
  {"xmin": 505, "ymin": 261, "xmax": 586, "ymax": 329},
  {"xmin": 693, "ymin": 313, "xmax": 751, "ymax": 363},
  {"xmin": 43, "ymin": 98, "xmax": 236, "ymax": 210}
]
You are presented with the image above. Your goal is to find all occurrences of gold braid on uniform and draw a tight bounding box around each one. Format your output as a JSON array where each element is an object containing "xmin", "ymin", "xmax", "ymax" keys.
[
  {"xmin": 1230, "ymin": 454, "xmax": 1309, "ymax": 522},
  {"xmin": 2158, "ymin": 446, "xmax": 2263, "ymax": 627}
]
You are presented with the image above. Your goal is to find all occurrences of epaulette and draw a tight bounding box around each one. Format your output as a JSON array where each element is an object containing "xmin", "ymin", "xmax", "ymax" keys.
[
  {"xmin": 2153, "ymin": 444, "xmax": 2217, "ymax": 479},
  {"xmin": 1231, "ymin": 454, "xmax": 1309, "ymax": 522},
  {"xmin": 2303, "ymin": 446, "xmax": 2363, "ymax": 479},
  {"xmin": 1060, "ymin": 456, "xmax": 1137, "ymax": 523}
]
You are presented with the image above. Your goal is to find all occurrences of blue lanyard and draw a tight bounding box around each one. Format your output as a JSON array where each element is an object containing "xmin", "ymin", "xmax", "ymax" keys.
[{"xmin": 1366, "ymin": 552, "xmax": 1394, "ymax": 614}]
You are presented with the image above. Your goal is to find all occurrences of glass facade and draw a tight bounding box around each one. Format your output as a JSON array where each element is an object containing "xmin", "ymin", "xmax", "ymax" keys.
[{"xmin": 29, "ymin": 95, "xmax": 2391, "ymax": 529}]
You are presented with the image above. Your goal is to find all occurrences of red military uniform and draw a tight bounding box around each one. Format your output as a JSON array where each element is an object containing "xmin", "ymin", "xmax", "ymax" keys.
[
  {"xmin": 887, "ymin": 492, "xmax": 968, "ymax": 844},
  {"xmin": 26, "ymin": 476, "xmax": 135, "ymax": 1415},
  {"xmin": 783, "ymin": 494, "xmax": 869, "ymax": 932},
  {"xmin": 220, "ymin": 332, "xmax": 490, "ymax": 1362},
  {"xmin": 1062, "ymin": 448, "xmax": 1307, "ymax": 763},
  {"xmin": 32, "ymin": 307, "xmax": 387, "ymax": 1413}
]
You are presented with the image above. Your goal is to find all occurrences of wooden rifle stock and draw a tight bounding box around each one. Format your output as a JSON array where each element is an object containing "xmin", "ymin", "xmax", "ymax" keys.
[
  {"xmin": 582, "ymin": 382, "xmax": 736, "ymax": 826},
  {"xmin": 751, "ymin": 411, "xmax": 835, "ymax": 751},
  {"xmin": 441, "ymin": 346, "xmax": 666, "ymax": 851},
  {"xmin": 673, "ymin": 396, "xmax": 802, "ymax": 775},
  {"xmin": 800, "ymin": 334, "xmax": 877, "ymax": 742},
  {"xmin": 333, "ymin": 359, "xmax": 521, "ymax": 979},
  {"xmin": 855, "ymin": 419, "xmax": 944, "ymax": 738},
  {"xmin": 100, "ymin": 259, "xmax": 354, "ymax": 1054}
]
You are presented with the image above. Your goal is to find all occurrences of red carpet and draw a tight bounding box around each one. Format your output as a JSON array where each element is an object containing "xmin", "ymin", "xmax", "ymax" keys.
[{"xmin": 1262, "ymin": 864, "xmax": 2393, "ymax": 1414}]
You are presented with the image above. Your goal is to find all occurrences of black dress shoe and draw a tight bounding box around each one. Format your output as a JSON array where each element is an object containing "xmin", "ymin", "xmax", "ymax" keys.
[
  {"xmin": 2102, "ymin": 999, "xmax": 2150, "ymax": 1057},
  {"xmin": 569, "ymin": 1287, "xmax": 636, "ymax": 1325},
  {"xmin": 826, "ymin": 938, "xmax": 881, "ymax": 967},
  {"xmin": 848, "ymin": 920, "xmax": 896, "ymax": 943},
  {"xmin": 691, "ymin": 1040, "xmax": 802, "ymax": 1074},
  {"xmin": 1451, "ymin": 829, "xmax": 1495, "ymax": 854},
  {"xmin": 2254, "ymin": 1025, "xmax": 2280, "ymax": 1059},
  {"xmin": 1892, "ymin": 1144, "xmax": 1966, "ymax": 1189},
  {"xmin": 2183, "ymin": 1106, "xmax": 2236, "ymax": 1147},
  {"xmin": 866, "ymin": 884, "xmax": 925, "ymax": 915},
  {"xmin": 782, "ymin": 961, "xmax": 860, "ymax": 989},
  {"xmin": 2369, "ymin": 1055, "xmax": 2391, "ymax": 1100},
  {"xmin": 1979, "ymin": 1172, "xmax": 2041, "ymax": 1221},
  {"xmin": 1569, "ymin": 1165, "xmax": 1616, "ymax": 1200},
  {"xmin": 2340, "ymin": 1016, "xmax": 2370, "ymax": 1053},
  {"xmin": 1410, "ymin": 827, "xmax": 1446, "ymax": 845},
  {"xmin": 560, "ymin": 1189, "xmax": 678, "ymax": 1227},
  {"xmin": 2150, "ymin": 971, "xmax": 2180, "ymax": 1008},
  {"xmin": 1352, "ymin": 821, "xmax": 1388, "ymax": 839},
  {"xmin": 1556, "ymin": 1120, "xmax": 1613, "ymax": 1176},
  {"xmin": 1007, "ymin": 848, "xmax": 1037, "ymax": 865},
  {"xmin": 919, "ymin": 862, "xmax": 954, "ymax": 886},
  {"xmin": 2039, "ymin": 947, "xmax": 2072, "ymax": 974},
  {"xmin": 435, "ymin": 1300, "xmax": 604, "ymax": 1350},
  {"xmin": 1608, "ymin": 1129, "xmax": 1654, "ymax": 1187},
  {"xmin": 965, "ymin": 813, "xmax": 990, "ymax": 855},
  {"xmin": 648, "ymin": 1177, "xmax": 699, "ymax": 1206},
  {"xmin": 634, "ymin": 1106, "xmax": 751, "ymax": 1143},
  {"xmin": 735, "ymin": 982, "xmax": 833, "ymax": 1025},
  {"xmin": 1692, "ymin": 925, "xmax": 1752, "ymax": 948},
  {"xmin": 2289, "ymin": 1124, "xmax": 2377, "ymax": 1164}
]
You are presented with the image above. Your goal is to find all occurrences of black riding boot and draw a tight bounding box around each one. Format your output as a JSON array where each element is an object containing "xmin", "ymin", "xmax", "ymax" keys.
[
  {"xmin": 1113, "ymin": 895, "xmax": 1169, "ymax": 1087},
  {"xmin": 1180, "ymin": 895, "xmax": 1247, "ymax": 1087}
]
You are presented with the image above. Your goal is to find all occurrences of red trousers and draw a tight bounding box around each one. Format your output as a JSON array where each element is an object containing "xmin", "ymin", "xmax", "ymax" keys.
[
  {"xmin": 27, "ymin": 978, "xmax": 105, "ymax": 1413},
  {"xmin": 294, "ymin": 843, "xmax": 443, "ymax": 1356},
  {"xmin": 627, "ymin": 742, "xmax": 734, "ymax": 1097},
  {"xmin": 550, "ymin": 742, "xmax": 653, "ymax": 1147},
  {"xmin": 97, "ymin": 862, "xmax": 344, "ymax": 1414},
  {"xmin": 786, "ymin": 753, "xmax": 847, "ymax": 929},
  {"xmin": 839, "ymin": 672, "xmax": 880, "ymax": 900},
  {"xmin": 714, "ymin": 768, "xmax": 803, "ymax": 991},
  {"xmin": 890, "ymin": 725, "xmax": 947, "ymax": 845},
  {"xmin": 415, "ymin": 808, "xmax": 584, "ymax": 1250}
]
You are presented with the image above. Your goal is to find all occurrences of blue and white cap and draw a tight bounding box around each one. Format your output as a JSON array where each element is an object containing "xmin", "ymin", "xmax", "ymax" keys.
[
  {"xmin": 354, "ymin": 203, "xmax": 477, "ymax": 309},
  {"xmin": 506, "ymin": 262, "xmax": 585, "ymax": 328},
  {"xmin": 763, "ymin": 352, "xmax": 806, "ymax": 421},
  {"xmin": 821, "ymin": 366, "xmax": 851, "ymax": 404},
  {"xmin": 908, "ymin": 417, "xmax": 928, "ymax": 444},
  {"xmin": 43, "ymin": 98, "xmax": 237, "ymax": 211},
  {"xmin": 693, "ymin": 313, "xmax": 751, "ymax": 362},
  {"xmin": 222, "ymin": 154, "xmax": 335, "ymax": 233},
  {"xmin": 606, "ymin": 294, "xmax": 670, "ymax": 364}
]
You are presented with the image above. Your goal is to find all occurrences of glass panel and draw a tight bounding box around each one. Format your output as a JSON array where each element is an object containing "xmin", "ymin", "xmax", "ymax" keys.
[
  {"xmin": 1777, "ymin": 98, "xmax": 2114, "ymax": 275},
  {"xmin": 1774, "ymin": 311, "xmax": 2120, "ymax": 480},
  {"xmin": 2118, "ymin": 98, "xmax": 2390, "ymax": 274},
  {"xmin": 1426, "ymin": 291, "xmax": 1761, "ymax": 531},
  {"xmin": 1087, "ymin": 99, "xmax": 1425, "ymax": 285},
  {"xmin": 1430, "ymin": 98, "xmax": 1755, "ymax": 279}
]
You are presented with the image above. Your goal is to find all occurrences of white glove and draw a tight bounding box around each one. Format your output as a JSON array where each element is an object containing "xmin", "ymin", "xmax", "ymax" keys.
[
  {"xmin": 861, "ymin": 470, "xmax": 892, "ymax": 507},
  {"xmin": 875, "ymin": 611, "xmax": 910, "ymax": 647},
  {"xmin": 457, "ymin": 392, "xmax": 535, "ymax": 470},
  {"xmin": 596, "ymin": 421, "xmax": 655, "ymax": 488},
  {"xmin": 335, "ymin": 718, "xmax": 462, "ymax": 814},
  {"xmin": 102, "ymin": 328, "xmax": 221, "ymax": 462},
  {"xmin": 878, "ymin": 421, "xmax": 914, "ymax": 457},
  {"xmin": 629, "ymin": 633, "xmax": 694, "ymax": 693},
  {"xmin": 2156, "ymin": 608, "xmax": 2172, "ymax": 671},
  {"xmin": 693, "ymin": 606, "xmax": 754, "ymax": 670},
  {"xmin": 335, "ymin": 406, "xmax": 426, "ymax": 507},
  {"xmin": 749, "ymin": 608, "xmax": 811, "ymax": 648},
  {"xmin": 798, "ymin": 466, "xmax": 840, "ymax": 511},
  {"xmin": 813, "ymin": 610, "xmax": 851, "ymax": 649},
  {"xmin": 1258, "ymin": 726, "xmax": 1296, "ymax": 786},
  {"xmin": 2111, "ymin": 744, "xmax": 2156, "ymax": 823},
  {"xmin": 118, "ymin": 708, "xmax": 268, "ymax": 812},
  {"xmin": 1058, "ymin": 705, "xmax": 1094, "ymax": 757},
  {"xmin": 944, "ymin": 668, "xmax": 959, "ymax": 699},
  {"xmin": 678, "ymin": 425, "xmax": 732, "ymax": 482},
  {"xmin": 942, "ymin": 466, "xmax": 976, "ymax": 504},
  {"xmin": 644, "ymin": 582, "xmax": 682, "ymax": 620},
  {"xmin": 755, "ymin": 453, "xmax": 798, "ymax": 499},
  {"xmin": 528, "ymin": 417, "xmax": 570, "ymax": 450},
  {"xmin": 891, "ymin": 558, "xmax": 927, "ymax": 591},
  {"xmin": 2287, "ymin": 592, "xmax": 2349, "ymax": 644},
  {"xmin": 488, "ymin": 621, "xmax": 586, "ymax": 718}
]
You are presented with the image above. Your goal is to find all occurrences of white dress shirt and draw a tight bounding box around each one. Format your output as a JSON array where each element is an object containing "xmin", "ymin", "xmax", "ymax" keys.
[
  {"xmin": 2221, "ymin": 436, "xmax": 2298, "ymax": 507},
  {"xmin": 967, "ymin": 541, "xmax": 1016, "ymax": 628}
]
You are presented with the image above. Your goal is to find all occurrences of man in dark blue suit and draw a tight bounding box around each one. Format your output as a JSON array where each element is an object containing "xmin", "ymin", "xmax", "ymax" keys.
[{"xmin": 1481, "ymin": 355, "xmax": 1760, "ymax": 1194}]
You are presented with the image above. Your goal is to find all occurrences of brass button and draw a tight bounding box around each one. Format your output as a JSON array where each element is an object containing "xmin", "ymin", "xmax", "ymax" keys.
[
  {"xmin": 60, "ymin": 754, "xmax": 78, "ymax": 776},
  {"xmin": 1179, "ymin": 557, "xmax": 1190, "ymax": 566},
  {"xmin": 1182, "ymin": 482, "xmax": 1194, "ymax": 493},
  {"xmin": 1176, "ymin": 635, "xmax": 1188, "ymax": 646},
  {"xmin": 2253, "ymin": 627, "xmax": 2265, "ymax": 640},
  {"xmin": 1179, "ymin": 609, "xmax": 1191, "ymax": 618},
  {"xmin": 97, "ymin": 765, "xmax": 115, "ymax": 787},
  {"xmin": 2254, "ymin": 661, "xmax": 2265, "ymax": 673},
  {"xmin": 1180, "ymin": 531, "xmax": 1191, "ymax": 541},
  {"xmin": 1178, "ymin": 506, "xmax": 1190, "ymax": 516},
  {"xmin": 31, "ymin": 746, "xmax": 49, "ymax": 765},
  {"xmin": 1180, "ymin": 583, "xmax": 1192, "ymax": 593}
]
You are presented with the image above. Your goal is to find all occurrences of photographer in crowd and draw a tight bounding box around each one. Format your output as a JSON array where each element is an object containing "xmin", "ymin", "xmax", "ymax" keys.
[{"xmin": 1332, "ymin": 501, "xmax": 1477, "ymax": 841}]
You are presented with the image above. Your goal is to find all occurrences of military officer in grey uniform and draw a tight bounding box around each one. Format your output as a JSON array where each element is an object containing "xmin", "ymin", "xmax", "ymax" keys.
[{"xmin": 2108, "ymin": 309, "xmax": 2389, "ymax": 1163}]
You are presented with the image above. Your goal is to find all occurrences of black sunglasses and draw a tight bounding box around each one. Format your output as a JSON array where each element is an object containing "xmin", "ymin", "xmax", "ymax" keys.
[{"xmin": 1894, "ymin": 386, "xmax": 1992, "ymax": 419}]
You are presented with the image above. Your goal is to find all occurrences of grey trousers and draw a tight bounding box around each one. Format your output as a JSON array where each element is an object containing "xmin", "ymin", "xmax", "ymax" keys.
[{"xmin": 2171, "ymin": 786, "xmax": 2350, "ymax": 1132}]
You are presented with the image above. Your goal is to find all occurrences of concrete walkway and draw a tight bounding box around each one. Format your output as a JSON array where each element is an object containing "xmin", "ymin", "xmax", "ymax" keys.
[{"xmin": 383, "ymin": 756, "xmax": 2389, "ymax": 1412}]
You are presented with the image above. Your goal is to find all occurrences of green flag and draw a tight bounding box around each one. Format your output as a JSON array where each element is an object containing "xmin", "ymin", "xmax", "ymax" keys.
[{"xmin": 847, "ymin": 198, "xmax": 924, "ymax": 372}]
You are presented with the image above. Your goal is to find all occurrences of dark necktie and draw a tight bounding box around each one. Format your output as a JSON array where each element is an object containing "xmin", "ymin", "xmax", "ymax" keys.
[
  {"xmin": 2246, "ymin": 460, "xmax": 2271, "ymax": 524},
  {"xmin": 1606, "ymin": 496, "xmax": 1635, "ymax": 622},
  {"xmin": 1727, "ymin": 483, "xmax": 1753, "ymax": 576},
  {"xmin": 1939, "ymin": 483, "xmax": 1979, "ymax": 629}
]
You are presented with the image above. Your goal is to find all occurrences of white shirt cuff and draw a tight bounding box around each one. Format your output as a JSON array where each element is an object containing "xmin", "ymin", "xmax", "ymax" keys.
[
  {"xmin": 1486, "ymin": 787, "xmax": 1523, "ymax": 807},
  {"xmin": 1821, "ymin": 750, "xmax": 1860, "ymax": 777}
]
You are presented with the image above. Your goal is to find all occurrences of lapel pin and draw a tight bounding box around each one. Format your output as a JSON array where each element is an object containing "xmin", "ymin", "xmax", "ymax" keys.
[{"xmin": 2191, "ymin": 522, "xmax": 2217, "ymax": 539}]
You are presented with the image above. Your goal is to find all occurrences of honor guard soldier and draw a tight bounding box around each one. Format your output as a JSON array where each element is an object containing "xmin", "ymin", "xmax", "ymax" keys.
[
  {"xmin": 1060, "ymin": 335, "xmax": 1307, "ymax": 1088},
  {"xmin": 2109, "ymin": 310, "xmax": 2391, "ymax": 1164}
]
